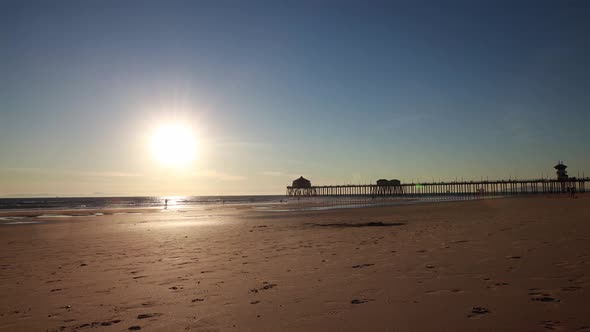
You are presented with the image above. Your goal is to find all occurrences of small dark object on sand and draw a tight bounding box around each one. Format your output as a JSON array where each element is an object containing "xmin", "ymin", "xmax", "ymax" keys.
[
  {"xmin": 471, "ymin": 307, "xmax": 490, "ymax": 315},
  {"xmin": 351, "ymin": 299, "xmax": 372, "ymax": 304},
  {"xmin": 261, "ymin": 283, "xmax": 277, "ymax": 290},
  {"xmin": 128, "ymin": 326, "xmax": 141, "ymax": 331},
  {"xmin": 192, "ymin": 298, "xmax": 204, "ymax": 302}
]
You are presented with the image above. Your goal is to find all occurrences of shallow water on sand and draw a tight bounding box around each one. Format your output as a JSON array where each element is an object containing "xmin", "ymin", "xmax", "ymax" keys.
[{"xmin": 258, "ymin": 195, "xmax": 503, "ymax": 212}]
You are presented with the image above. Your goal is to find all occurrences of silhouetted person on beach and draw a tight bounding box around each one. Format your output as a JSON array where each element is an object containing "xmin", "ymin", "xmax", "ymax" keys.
[
  {"xmin": 570, "ymin": 187, "xmax": 576, "ymax": 199},
  {"xmin": 164, "ymin": 199, "xmax": 168, "ymax": 209}
]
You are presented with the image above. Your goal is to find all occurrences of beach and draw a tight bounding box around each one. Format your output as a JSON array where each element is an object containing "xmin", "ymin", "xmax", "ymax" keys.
[{"xmin": 1, "ymin": 195, "xmax": 590, "ymax": 331}]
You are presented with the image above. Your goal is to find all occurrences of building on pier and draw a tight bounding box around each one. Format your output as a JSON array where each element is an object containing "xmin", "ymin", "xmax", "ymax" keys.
[
  {"xmin": 292, "ymin": 176, "xmax": 311, "ymax": 188},
  {"xmin": 374, "ymin": 179, "xmax": 403, "ymax": 195},
  {"xmin": 288, "ymin": 176, "xmax": 315, "ymax": 196}
]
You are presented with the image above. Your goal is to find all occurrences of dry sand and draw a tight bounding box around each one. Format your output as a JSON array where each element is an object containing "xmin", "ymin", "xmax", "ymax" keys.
[{"xmin": 1, "ymin": 195, "xmax": 590, "ymax": 331}]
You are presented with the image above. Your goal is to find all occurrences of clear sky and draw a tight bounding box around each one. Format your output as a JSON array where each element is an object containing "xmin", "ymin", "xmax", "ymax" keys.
[{"xmin": 1, "ymin": 0, "xmax": 589, "ymax": 197}]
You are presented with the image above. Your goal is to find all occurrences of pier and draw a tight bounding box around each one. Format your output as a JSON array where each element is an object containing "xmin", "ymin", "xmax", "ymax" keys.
[
  {"xmin": 286, "ymin": 162, "xmax": 588, "ymax": 197},
  {"xmin": 287, "ymin": 178, "xmax": 589, "ymax": 197}
]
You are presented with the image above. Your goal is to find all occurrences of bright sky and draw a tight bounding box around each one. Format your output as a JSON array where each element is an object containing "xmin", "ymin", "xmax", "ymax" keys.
[{"xmin": 1, "ymin": 1, "xmax": 590, "ymax": 197}]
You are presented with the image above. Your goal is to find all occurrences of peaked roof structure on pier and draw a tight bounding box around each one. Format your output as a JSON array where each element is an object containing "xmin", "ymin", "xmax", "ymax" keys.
[{"xmin": 292, "ymin": 176, "xmax": 312, "ymax": 188}]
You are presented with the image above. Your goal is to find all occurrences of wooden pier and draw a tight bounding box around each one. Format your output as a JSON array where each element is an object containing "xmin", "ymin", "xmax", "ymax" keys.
[{"xmin": 287, "ymin": 178, "xmax": 589, "ymax": 197}]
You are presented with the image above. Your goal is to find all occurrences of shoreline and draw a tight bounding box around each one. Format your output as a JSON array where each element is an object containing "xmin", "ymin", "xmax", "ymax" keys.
[{"xmin": 0, "ymin": 193, "xmax": 557, "ymax": 219}]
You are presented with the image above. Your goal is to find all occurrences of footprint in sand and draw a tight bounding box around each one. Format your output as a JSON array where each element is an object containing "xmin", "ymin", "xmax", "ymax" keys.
[
  {"xmin": 128, "ymin": 326, "xmax": 141, "ymax": 331},
  {"xmin": 137, "ymin": 313, "xmax": 162, "ymax": 319},
  {"xmin": 76, "ymin": 320, "xmax": 122, "ymax": 329},
  {"xmin": 531, "ymin": 296, "xmax": 559, "ymax": 302},
  {"xmin": 351, "ymin": 299, "xmax": 374, "ymax": 304},
  {"xmin": 467, "ymin": 307, "xmax": 490, "ymax": 318},
  {"xmin": 487, "ymin": 282, "xmax": 509, "ymax": 289},
  {"xmin": 541, "ymin": 320, "xmax": 560, "ymax": 330},
  {"xmin": 100, "ymin": 319, "xmax": 122, "ymax": 326},
  {"xmin": 425, "ymin": 289, "xmax": 463, "ymax": 294}
]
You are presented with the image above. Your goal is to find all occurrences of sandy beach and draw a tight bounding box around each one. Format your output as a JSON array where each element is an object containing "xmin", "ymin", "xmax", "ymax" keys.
[{"xmin": 1, "ymin": 195, "xmax": 590, "ymax": 331}]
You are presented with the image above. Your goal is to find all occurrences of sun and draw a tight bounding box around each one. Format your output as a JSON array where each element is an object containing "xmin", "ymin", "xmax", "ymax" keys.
[{"xmin": 150, "ymin": 123, "xmax": 198, "ymax": 167}]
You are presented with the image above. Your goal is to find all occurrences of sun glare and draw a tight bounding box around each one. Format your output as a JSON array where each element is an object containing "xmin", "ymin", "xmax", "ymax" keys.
[{"xmin": 150, "ymin": 124, "xmax": 197, "ymax": 167}]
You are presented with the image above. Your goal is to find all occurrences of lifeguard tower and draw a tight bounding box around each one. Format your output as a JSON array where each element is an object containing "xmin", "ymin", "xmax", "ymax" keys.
[{"xmin": 555, "ymin": 161, "xmax": 568, "ymax": 181}]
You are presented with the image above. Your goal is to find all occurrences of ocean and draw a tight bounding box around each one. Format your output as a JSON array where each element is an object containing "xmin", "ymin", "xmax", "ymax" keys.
[
  {"xmin": 0, "ymin": 195, "xmax": 285, "ymax": 210},
  {"xmin": 0, "ymin": 194, "xmax": 488, "ymax": 211}
]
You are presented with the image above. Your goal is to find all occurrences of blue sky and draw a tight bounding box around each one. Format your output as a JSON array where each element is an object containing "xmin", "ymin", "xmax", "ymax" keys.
[{"xmin": 1, "ymin": 1, "xmax": 589, "ymax": 196}]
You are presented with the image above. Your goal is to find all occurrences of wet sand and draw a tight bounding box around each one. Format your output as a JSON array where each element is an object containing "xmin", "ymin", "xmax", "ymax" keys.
[{"xmin": 1, "ymin": 195, "xmax": 590, "ymax": 331}]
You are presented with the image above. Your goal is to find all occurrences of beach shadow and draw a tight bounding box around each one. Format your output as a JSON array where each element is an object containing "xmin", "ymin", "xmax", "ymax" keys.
[{"xmin": 310, "ymin": 221, "xmax": 405, "ymax": 228}]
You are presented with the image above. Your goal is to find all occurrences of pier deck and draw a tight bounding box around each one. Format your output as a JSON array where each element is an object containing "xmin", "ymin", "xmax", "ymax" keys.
[{"xmin": 286, "ymin": 178, "xmax": 589, "ymax": 197}]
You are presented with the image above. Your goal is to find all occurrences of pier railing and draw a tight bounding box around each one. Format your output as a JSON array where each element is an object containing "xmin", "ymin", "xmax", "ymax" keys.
[{"xmin": 286, "ymin": 178, "xmax": 589, "ymax": 197}]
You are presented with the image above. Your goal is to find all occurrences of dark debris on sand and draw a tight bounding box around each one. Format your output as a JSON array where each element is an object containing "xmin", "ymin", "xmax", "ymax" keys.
[
  {"xmin": 311, "ymin": 222, "xmax": 405, "ymax": 228},
  {"xmin": 261, "ymin": 283, "xmax": 277, "ymax": 290},
  {"xmin": 467, "ymin": 307, "xmax": 490, "ymax": 318},
  {"xmin": 471, "ymin": 307, "xmax": 490, "ymax": 315},
  {"xmin": 250, "ymin": 282, "xmax": 278, "ymax": 293}
]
